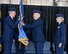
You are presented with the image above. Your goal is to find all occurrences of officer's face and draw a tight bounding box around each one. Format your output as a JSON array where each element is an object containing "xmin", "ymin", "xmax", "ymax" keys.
[
  {"xmin": 11, "ymin": 11, "xmax": 16, "ymax": 17},
  {"xmin": 56, "ymin": 17, "xmax": 64, "ymax": 23},
  {"xmin": 33, "ymin": 13, "xmax": 40, "ymax": 20},
  {"xmin": 9, "ymin": 11, "xmax": 16, "ymax": 17}
]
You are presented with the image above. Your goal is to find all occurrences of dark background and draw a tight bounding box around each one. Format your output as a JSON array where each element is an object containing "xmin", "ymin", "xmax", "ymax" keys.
[{"xmin": 1, "ymin": 4, "xmax": 68, "ymax": 53}]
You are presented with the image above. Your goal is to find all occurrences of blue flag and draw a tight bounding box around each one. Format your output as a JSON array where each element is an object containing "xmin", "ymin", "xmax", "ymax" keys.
[
  {"xmin": 20, "ymin": 0, "xmax": 24, "ymax": 19},
  {"xmin": 18, "ymin": 0, "xmax": 29, "ymax": 46}
]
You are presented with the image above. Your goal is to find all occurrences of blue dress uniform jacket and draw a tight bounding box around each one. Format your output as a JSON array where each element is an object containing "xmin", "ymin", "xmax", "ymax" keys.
[
  {"xmin": 2, "ymin": 16, "xmax": 19, "ymax": 54},
  {"xmin": 3, "ymin": 16, "xmax": 19, "ymax": 41},
  {"xmin": 23, "ymin": 18, "xmax": 45, "ymax": 43},
  {"xmin": 54, "ymin": 22, "xmax": 66, "ymax": 54},
  {"xmin": 54, "ymin": 22, "xmax": 66, "ymax": 45},
  {"xmin": 23, "ymin": 18, "xmax": 45, "ymax": 54}
]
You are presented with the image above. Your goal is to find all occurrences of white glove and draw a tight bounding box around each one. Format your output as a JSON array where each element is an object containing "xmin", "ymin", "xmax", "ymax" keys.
[{"xmin": 58, "ymin": 43, "xmax": 62, "ymax": 48}]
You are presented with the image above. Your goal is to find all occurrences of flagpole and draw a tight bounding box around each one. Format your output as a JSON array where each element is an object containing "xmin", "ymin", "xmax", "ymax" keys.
[{"xmin": 18, "ymin": 0, "xmax": 29, "ymax": 46}]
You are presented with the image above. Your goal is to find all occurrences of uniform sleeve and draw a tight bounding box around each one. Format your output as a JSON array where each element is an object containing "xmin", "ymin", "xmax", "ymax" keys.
[
  {"xmin": 23, "ymin": 20, "xmax": 43, "ymax": 29},
  {"xmin": 60, "ymin": 24, "xmax": 66, "ymax": 45},
  {"xmin": 5, "ymin": 19, "xmax": 19, "ymax": 29}
]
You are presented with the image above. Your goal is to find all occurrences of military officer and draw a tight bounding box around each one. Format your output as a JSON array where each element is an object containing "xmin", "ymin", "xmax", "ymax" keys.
[
  {"xmin": 2, "ymin": 8, "xmax": 19, "ymax": 54},
  {"xmin": 54, "ymin": 14, "xmax": 66, "ymax": 54},
  {"xmin": 20, "ymin": 10, "xmax": 45, "ymax": 54}
]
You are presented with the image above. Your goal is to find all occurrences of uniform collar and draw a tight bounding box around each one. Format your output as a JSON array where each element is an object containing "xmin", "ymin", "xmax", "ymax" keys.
[
  {"xmin": 58, "ymin": 22, "xmax": 64, "ymax": 25},
  {"xmin": 34, "ymin": 18, "xmax": 41, "ymax": 21},
  {"xmin": 8, "ymin": 16, "xmax": 14, "ymax": 21},
  {"xmin": 9, "ymin": 15, "xmax": 14, "ymax": 19}
]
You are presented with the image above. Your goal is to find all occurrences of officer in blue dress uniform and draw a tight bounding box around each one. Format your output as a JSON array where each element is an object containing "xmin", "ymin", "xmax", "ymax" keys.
[
  {"xmin": 2, "ymin": 8, "xmax": 20, "ymax": 54},
  {"xmin": 54, "ymin": 14, "xmax": 66, "ymax": 54},
  {"xmin": 20, "ymin": 10, "xmax": 45, "ymax": 54}
]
